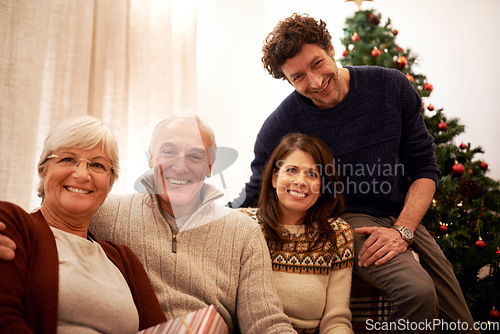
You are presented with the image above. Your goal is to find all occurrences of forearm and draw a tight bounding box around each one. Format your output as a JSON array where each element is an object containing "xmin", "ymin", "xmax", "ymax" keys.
[
  {"xmin": 355, "ymin": 178, "xmax": 436, "ymax": 267},
  {"xmin": 237, "ymin": 230, "xmax": 295, "ymax": 333},
  {"xmin": 320, "ymin": 268, "xmax": 354, "ymax": 334},
  {"xmin": 396, "ymin": 178, "xmax": 436, "ymax": 232}
]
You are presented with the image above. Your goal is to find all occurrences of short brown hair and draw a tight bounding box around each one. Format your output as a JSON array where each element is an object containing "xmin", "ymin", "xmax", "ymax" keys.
[
  {"xmin": 262, "ymin": 13, "xmax": 332, "ymax": 80},
  {"xmin": 257, "ymin": 133, "xmax": 345, "ymax": 256}
]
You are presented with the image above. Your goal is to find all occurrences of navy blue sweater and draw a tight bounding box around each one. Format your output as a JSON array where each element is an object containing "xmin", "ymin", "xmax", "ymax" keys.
[{"xmin": 236, "ymin": 66, "xmax": 439, "ymax": 217}]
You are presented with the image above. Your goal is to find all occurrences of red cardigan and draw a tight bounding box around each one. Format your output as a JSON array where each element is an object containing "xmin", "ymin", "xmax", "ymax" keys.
[{"xmin": 0, "ymin": 201, "xmax": 166, "ymax": 333}]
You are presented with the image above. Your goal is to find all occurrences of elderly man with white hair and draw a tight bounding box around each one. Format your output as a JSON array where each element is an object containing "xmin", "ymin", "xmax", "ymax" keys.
[{"xmin": 88, "ymin": 113, "xmax": 295, "ymax": 334}]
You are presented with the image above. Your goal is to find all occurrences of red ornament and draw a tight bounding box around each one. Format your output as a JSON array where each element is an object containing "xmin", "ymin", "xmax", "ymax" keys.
[
  {"xmin": 439, "ymin": 225, "xmax": 448, "ymax": 233},
  {"xmin": 424, "ymin": 83, "xmax": 434, "ymax": 91},
  {"xmin": 438, "ymin": 121, "xmax": 447, "ymax": 131},
  {"xmin": 342, "ymin": 49, "xmax": 348, "ymax": 57},
  {"xmin": 475, "ymin": 238, "xmax": 486, "ymax": 250},
  {"xmin": 396, "ymin": 56, "xmax": 408, "ymax": 68},
  {"xmin": 406, "ymin": 73, "xmax": 414, "ymax": 82},
  {"xmin": 371, "ymin": 47, "xmax": 381, "ymax": 58},
  {"xmin": 480, "ymin": 161, "xmax": 488, "ymax": 171},
  {"xmin": 468, "ymin": 169, "xmax": 473, "ymax": 176},
  {"xmin": 397, "ymin": 46, "xmax": 403, "ymax": 52},
  {"xmin": 451, "ymin": 163, "xmax": 465, "ymax": 177},
  {"xmin": 496, "ymin": 249, "xmax": 500, "ymax": 256},
  {"xmin": 489, "ymin": 309, "xmax": 500, "ymax": 320},
  {"xmin": 351, "ymin": 32, "xmax": 360, "ymax": 43},
  {"xmin": 459, "ymin": 142, "xmax": 467, "ymax": 150},
  {"xmin": 392, "ymin": 29, "xmax": 399, "ymax": 36},
  {"xmin": 427, "ymin": 104, "xmax": 435, "ymax": 111}
]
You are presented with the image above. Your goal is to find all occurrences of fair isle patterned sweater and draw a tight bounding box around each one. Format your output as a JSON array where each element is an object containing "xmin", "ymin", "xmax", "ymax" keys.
[{"xmin": 239, "ymin": 208, "xmax": 355, "ymax": 334}]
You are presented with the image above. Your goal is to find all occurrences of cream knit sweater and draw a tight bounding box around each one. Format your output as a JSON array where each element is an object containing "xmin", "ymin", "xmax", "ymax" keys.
[
  {"xmin": 90, "ymin": 176, "xmax": 295, "ymax": 334},
  {"xmin": 239, "ymin": 208, "xmax": 354, "ymax": 334}
]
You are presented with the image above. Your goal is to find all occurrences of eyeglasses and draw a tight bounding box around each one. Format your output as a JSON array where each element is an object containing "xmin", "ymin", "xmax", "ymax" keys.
[{"xmin": 46, "ymin": 154, "xmax": 116, "ymax": 174}]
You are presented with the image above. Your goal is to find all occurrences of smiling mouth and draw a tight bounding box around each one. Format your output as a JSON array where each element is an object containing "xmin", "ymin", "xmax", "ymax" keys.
[
  {"xmin": 65, "ymin": 186, "xmax": 91, "ymax": 194},
  {"xmin": 314, "ymin": 77, "xmax": 330, "ymax": 93},
  {"xmin": 288, "ymin": 190, "xmax": 307, "ymax": 198},
  {"xmin": 167, "ymin": 177, "xmax": 191, "ymax": 185}
]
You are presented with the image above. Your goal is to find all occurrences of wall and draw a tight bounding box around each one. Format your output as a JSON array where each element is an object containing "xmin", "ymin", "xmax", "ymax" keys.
[{"xmin": 196, "ymin": 0, "xmax": 500, "ymax": 204}]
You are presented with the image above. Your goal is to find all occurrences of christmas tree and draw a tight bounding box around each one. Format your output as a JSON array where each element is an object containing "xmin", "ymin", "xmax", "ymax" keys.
[{"xmin": 338, "ymin": 9, "xmax": 500, "ymax": 324}]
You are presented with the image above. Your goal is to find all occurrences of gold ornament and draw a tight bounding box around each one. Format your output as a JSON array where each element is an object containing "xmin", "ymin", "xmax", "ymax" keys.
[{"xmin": 346, "ymin": 0, "xmax": 373, "ymax": 11}]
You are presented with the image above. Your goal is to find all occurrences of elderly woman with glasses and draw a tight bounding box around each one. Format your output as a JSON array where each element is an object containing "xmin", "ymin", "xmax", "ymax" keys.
[{"xmin": 0, "ymin": 115, "xmax": 166, "ymax": 333}]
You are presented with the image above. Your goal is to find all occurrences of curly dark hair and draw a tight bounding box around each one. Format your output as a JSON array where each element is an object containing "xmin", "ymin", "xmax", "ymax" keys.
[
  {"xmin": 262, "ymin": 13, "xmax": 332, "ymax": 80},
  {"xmin": 257, "ymin": 133, "xmax": 345, "ymax": 257}
]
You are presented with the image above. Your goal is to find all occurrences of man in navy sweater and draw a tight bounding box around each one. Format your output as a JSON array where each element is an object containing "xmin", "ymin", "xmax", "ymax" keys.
[{"xmin": 231, "ymin": 13, "xmax": 477, "ymax": 333}]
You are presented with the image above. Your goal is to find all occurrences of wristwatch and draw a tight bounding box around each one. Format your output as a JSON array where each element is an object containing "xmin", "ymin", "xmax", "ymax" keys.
[{"xmin": 392, "ymin": 224, "xmax": 414, "ymax": 244}]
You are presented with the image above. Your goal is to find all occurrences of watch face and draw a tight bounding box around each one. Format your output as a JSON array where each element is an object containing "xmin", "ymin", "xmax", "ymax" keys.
[{"xmin": 401, "ymin": 229, "xmax": 413, "ymax": 239}]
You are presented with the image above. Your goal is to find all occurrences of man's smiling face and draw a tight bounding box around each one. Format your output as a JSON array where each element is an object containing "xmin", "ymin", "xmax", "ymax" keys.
[
  {"xmin": 281, "ymin": 43, "xmax": 342, "ymax": 109},
  {"xmin": 149, "ymin": 118, "xmax": 211, "ymax": 218}
]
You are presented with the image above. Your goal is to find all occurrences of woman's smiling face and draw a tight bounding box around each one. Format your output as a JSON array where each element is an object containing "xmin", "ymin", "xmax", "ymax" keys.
[
  {"xmin": 272, "ymin": 149, "xmax": 321, "ymax": 220},
  {"xmin": 42, "ymin": 145, "xmax": 112, "ymax": 220}
]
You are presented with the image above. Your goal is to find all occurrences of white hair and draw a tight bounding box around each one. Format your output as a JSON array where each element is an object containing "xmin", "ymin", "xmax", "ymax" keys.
[{"xmin": 150, "ymin": 113, "xmax": 217, "ymax": 166}]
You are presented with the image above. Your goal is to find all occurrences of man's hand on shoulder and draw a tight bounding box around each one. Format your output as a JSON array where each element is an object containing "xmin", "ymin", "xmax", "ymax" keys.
[
  {"xmin": 354, "ymin": 226, "xmax": 409, "ymax": 267},
  {"xmin": 0, "ymin": 222, "xmax": 16, "ymax": 261}
]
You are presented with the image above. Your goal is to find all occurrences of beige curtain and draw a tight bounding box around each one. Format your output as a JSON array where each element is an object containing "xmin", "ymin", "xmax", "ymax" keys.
[{"xmin": 0, "ymin": 0, "xmax": 197, "ymax": 210}]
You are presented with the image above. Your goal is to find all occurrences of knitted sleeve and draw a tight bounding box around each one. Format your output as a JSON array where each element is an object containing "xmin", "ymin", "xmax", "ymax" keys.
[
  {"xmin": 0, "ymin": 202, "xmax": 37, "ymax": 333},
  {"xmin": 320, "ymin": 268, "xmax": 354, "ymax": 334},
  {"xmin": 320, "ymin": 218, "xmax": 354, "ymax": 334},
  {"xmin": 396, "ymin": 70, "xmax": 440, "ymax": 185},
  {"xmin": 235, "ymin": 221, "xmax": 296, "ymax": 333},
  {"xmin": 0, "ymin": 202, "xmax": 59, "ymax": 333}
]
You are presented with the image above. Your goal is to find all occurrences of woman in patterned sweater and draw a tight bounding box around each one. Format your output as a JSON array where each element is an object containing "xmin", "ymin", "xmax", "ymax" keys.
[{"xmin": 241, "ymin": 133, "xmax": 354, "ymax": 334}]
